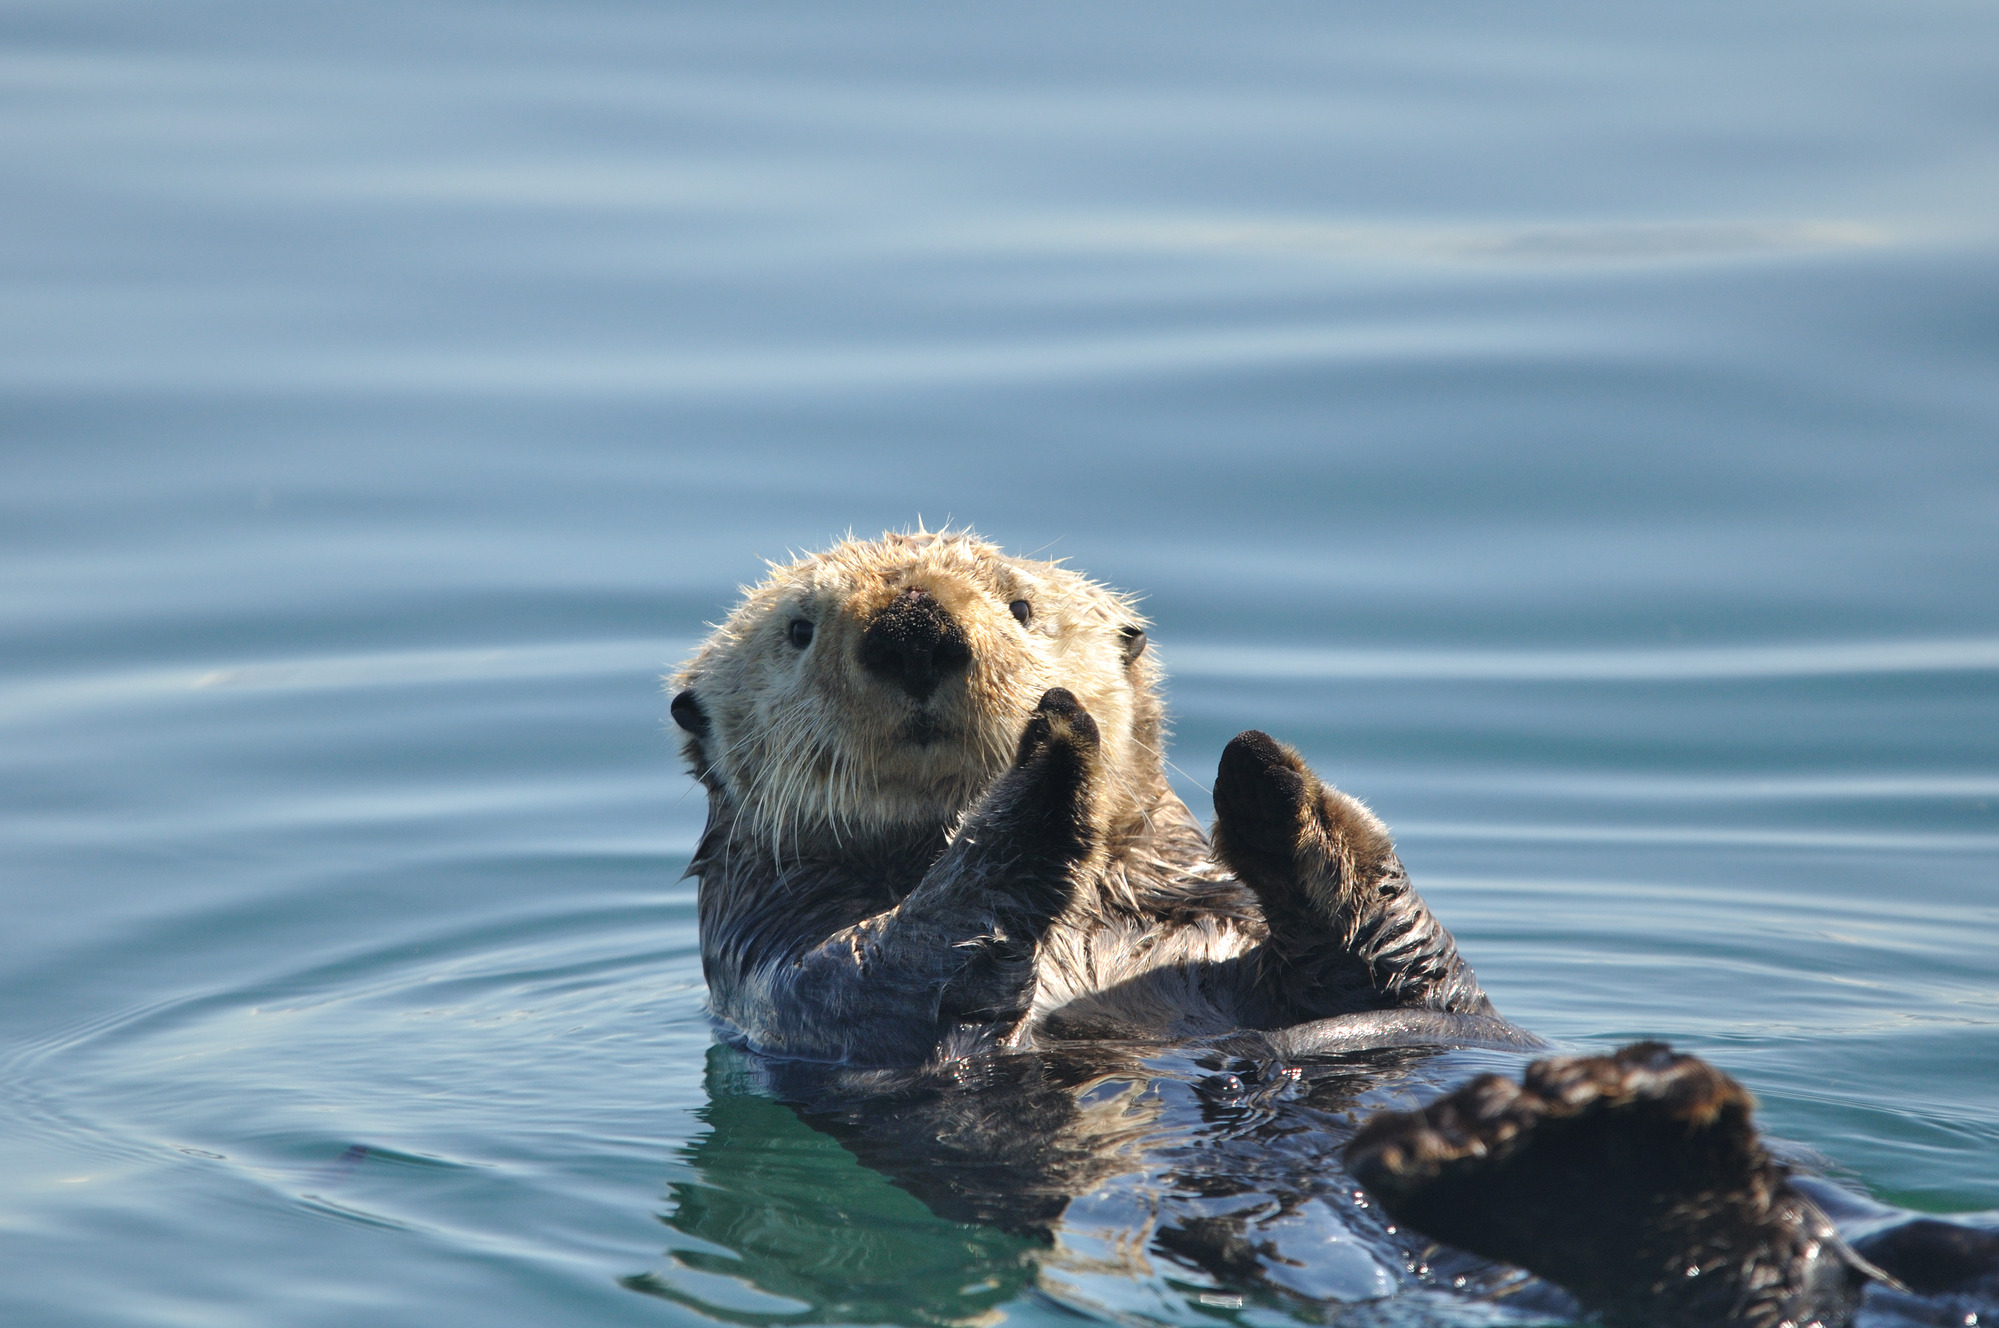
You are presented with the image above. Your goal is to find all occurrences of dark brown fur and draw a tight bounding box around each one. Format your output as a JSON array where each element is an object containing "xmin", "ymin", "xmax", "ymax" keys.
[
  {"xmin": 673, "ymin": 533, "xmax": 1999, "ymax": 1326},
  {"xmin": 676, "ymin": 531, "xmax": 1524, "ymax": 1067},
  {"xmin": 1348, "ymin": 1044, "xmax": 1875, "ymax": 1328}
]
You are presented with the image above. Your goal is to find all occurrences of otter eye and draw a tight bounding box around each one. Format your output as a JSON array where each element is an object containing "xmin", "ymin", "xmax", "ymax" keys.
[
  {"xmin": 787, "ymin": 619, "xmax": 815, "ymax": 649},
  {"xmin": 1009, "ymin": 599, "xmax": 1032, "ymax": 626}
]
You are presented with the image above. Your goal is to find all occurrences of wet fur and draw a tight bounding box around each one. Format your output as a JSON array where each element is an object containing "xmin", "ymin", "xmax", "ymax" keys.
[
  {"xmin": 1348, "ymin": 1044, "xmax": 1872, "ymax": 1328},
  {"xmin": 672, "ymin": 530, "xmax": 1998, "ymax": 1326},
  {"xmin": 674, "ymin": 529, "xmax": 1520, "ymax": 1066}
]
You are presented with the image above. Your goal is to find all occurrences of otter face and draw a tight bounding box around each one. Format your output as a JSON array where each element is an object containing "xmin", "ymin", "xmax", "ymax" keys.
[{"xmin": 673, "ymin": 530, "xmax": 1157, "ymax": 856}]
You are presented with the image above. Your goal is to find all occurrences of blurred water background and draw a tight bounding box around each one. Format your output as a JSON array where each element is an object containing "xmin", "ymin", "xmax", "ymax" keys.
[{"xmin": 3, "ymin": 2, "xmax": 1997, "ymax": 1325}]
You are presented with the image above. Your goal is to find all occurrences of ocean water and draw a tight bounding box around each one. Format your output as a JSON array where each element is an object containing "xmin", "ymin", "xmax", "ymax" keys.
[{"xmin": 3, "ymin": 2, "xmax": 1997, "ymax": 1324}]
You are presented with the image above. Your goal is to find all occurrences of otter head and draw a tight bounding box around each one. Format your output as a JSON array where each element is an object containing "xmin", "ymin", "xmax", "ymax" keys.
[{"xmin": 672, "ymin": 529, "xmax": 1161, "ymax": 858}]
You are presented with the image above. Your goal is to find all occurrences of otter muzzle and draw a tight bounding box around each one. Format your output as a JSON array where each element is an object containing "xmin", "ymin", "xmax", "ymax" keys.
[{"xmin": 860, "ymin": 587, "xmax": 972, "ymax": 701}]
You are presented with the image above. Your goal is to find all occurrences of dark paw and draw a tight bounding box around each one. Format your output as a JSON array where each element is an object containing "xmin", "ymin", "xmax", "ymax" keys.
[
  {"xmin": 1346, "ymin": 1042, "xmax": 1756, "ymax": 1196},
  {"xmin": 1345, "ymin": 1044, "xmax": 1854, "ymax": 1328},
  {"xmin": 1214, "ymin": 732, "xmax": 1397, "ymax": 894},
  {"xmin": 1212, "ymin": 730, "xmax": 1314, "ymax": 867},
  {"xmin": 1015, "ymin": 687, "xmax": 1101, "ymax": 765}
]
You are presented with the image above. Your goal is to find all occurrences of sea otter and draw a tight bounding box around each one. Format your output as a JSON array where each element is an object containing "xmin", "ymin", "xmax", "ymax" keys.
[
  {"xmin": 668, "ymin": 529, "xmax": 1997, "ymax": 1327},
  {"xmin": 669, "ymin": 527, "xmax": 1526, "ymax": 1066}
]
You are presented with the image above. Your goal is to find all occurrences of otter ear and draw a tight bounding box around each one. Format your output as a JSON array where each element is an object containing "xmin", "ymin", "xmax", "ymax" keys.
[
  {"xmin": 671, "ymin": 689, "xmax": 710, "ymax": 736},
  {"xmin": 1119, "ymin": 625, "xmax": 1147, "ymax": 665}
]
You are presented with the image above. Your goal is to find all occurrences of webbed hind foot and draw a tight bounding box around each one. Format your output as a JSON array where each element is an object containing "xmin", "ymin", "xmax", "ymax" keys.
[{"xmin": 1346, "ymin": 1042, "xmax": 1869, "ymax": 1328}]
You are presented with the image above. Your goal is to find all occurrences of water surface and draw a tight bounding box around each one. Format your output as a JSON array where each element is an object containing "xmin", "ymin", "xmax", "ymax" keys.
[{"xmin": 3, "ymin": 3, "xmax": 1997, "ymax": 1324}]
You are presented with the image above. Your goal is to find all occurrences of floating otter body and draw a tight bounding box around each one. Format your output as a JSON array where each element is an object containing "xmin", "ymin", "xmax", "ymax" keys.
[
  {"xmin": 670, "ymin": 530, "xmax": 1996, "ymax": 1327},
  {"xmin": 672, "ymin": 529, "xmax": 1523, "ymax": 1065}
]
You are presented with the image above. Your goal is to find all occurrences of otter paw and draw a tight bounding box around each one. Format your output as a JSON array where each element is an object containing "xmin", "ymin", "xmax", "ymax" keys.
[
  {"xmin": 1346, "ymin": 1041, "xmax": 1758, "ymax": 1203},
  {"xmin": 1014, "ymin": 687, "xmax": 1101, "ymax": 765},
  {"xmin": 1212, "ymin": 730, "xmax": 1316, "ymax": 873},
  {"xmin": 1212, "ymin": 732, "xmax": 1395, "ymax": 895},
  {"xmin": 1346, "ymin": 1044, "xmax": 1857, "ymax": 1328}
]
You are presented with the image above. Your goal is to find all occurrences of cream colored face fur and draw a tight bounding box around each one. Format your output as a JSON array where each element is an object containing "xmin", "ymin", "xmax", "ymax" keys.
[{"xmin": 674, "ymin": 530, "xmax": 1154, "ymax": 856}]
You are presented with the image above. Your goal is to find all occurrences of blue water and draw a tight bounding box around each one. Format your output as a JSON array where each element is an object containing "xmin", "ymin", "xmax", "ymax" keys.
[{"xmin": 3, "ymin": 2, "xmax": 1997, "ymax": 1324}]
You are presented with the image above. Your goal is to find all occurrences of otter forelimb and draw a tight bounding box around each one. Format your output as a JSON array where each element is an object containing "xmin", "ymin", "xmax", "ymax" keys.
[
  {"xmin": 704, "ymin": 689, "xmax": 1106, "ymax": 1066},
  {"xmin": 1211, "ymin": 729, "xmax": 1496, "ymax": 1024}
]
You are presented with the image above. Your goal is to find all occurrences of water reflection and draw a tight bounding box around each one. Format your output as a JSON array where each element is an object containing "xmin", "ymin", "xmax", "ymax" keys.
[
  {"xmin": 629, "ymin": 1045, "xmax": 1042, "ymax": 1327},
  {"xmin": 641, "ymin": 1043, "xmax": 1569, "ymax": 1326}
]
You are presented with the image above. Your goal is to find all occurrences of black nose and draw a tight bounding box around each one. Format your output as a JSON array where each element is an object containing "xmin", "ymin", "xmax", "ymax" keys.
[{"xmin": 860, "ymin": 587, "xmax": 972, "ymax": 701}]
